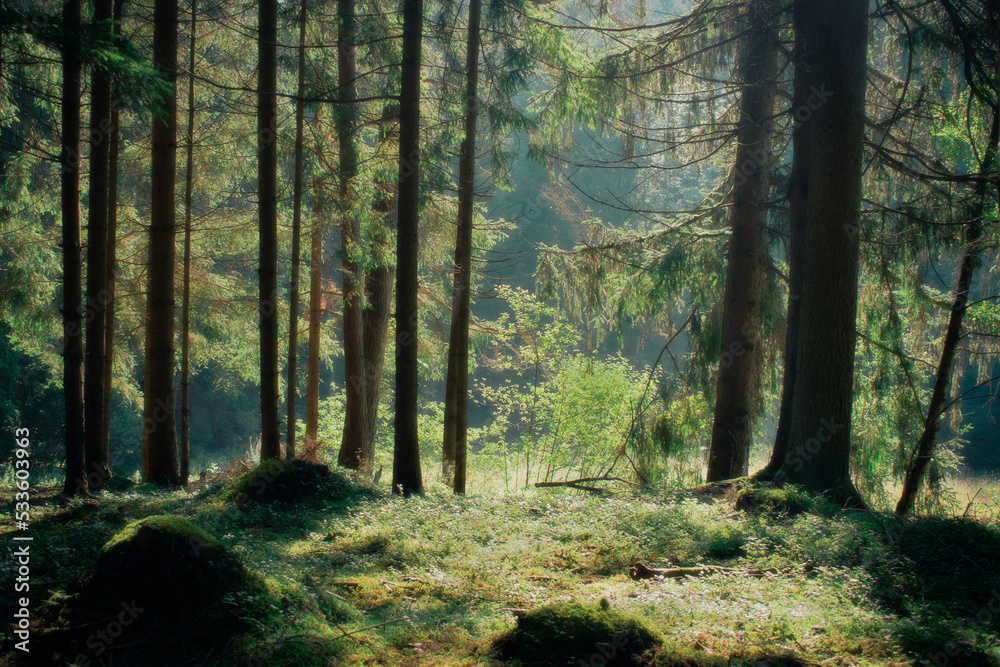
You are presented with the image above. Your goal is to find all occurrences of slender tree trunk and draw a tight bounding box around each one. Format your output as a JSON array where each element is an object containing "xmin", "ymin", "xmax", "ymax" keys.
[
  {"xmin": 706, "ymin": 0, "xmax": 778, "ymax": 482},
  {"xmin": 362, "ymin": 113, "xmax": 398, "ymax": 476},
  {"xmin": 258, "ymin": 0, "xmax": 280, "ymax": 461},
  {"xmin": 143, "ymin": 0, "xmax": 180, "ymax": 486},
  {"xmin": 62, "ymin": 0, "xmax": 86, "ymax": 497},
  {"xmin": 179, "ymin": 0, "xmax": 198, "ymax": 486},
  {"xmin": 101, "ymin": 0, "xmax": 125, "ymax": 485},
  {"xmin": 337, "ymin": 0, "xmax": 368, "ymax": 471},
  {"xmin": 304, "ymin": 193, "xmax": 324, "ymax": 463},
  {"xmin": 392, "ymin": 0, "xmax": 424, "ymax": 496},
  {"xmin": 756, "ymin": 0, "xmax": 813, "ymax": 484},
  {"xmin": 895, "ymin": 73, "xmax": 999, "ymax": 516},
  {"xmin": 441, "ymin": 0, "xmax": 482, "ymax": 494},
  {"xmin": 286, "ymin": 0, "xmax": 307, "ymax": 460},
  {"xmin": 84, "ymin": 0, "xmax": 114, "ymax": 492},
  {"xmin": 777, "ymin": 0, "xmax": 868, "ymax": 506}
]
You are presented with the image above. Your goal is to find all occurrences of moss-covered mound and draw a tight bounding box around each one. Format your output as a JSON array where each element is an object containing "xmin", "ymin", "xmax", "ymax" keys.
[
  {"xmin": 733, "ymin": 485, "xmax": 836, "ymax": 517},
  {"xmin": 103, "ymin": 474, "xmax": 135, "ymax": 492},
  {"xmin": 221, "ymin": 458, "xmax": 373, "ymax": 506},
  {"xmin": 34, "ymin": 515, "xmax": 252, "ymax": 666},
  {"xmin": 492, "ymin": 601, "xmax": 662, "ymax": 666},
  {"xmin": 94, "ymin": 514, "xmax": 247, "ymax": 604}
]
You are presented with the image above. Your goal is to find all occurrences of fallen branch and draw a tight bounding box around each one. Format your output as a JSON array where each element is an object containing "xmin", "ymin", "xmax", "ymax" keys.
[
  {"xmin": 534, "ymin": 475, "xmax": 632, "ymax": 494},
  {"xmin": 332, "ymin": 616, "xmax": 411, "ymax": 642},
  {"xmin": 628, "ymin": 562, "xmax": 806, "ymax": 580}
]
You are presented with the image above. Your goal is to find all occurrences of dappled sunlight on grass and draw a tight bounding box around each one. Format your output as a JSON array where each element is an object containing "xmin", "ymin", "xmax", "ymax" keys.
[{"xmin": 4, "ymin": 473, "xmax": 1000, "ymax": 665}]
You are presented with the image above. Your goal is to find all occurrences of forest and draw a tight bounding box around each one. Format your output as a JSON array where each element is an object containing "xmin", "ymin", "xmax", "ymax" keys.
[{"xmin": 1, "ymin": 0, "xmax": 999, "ymax": 664}]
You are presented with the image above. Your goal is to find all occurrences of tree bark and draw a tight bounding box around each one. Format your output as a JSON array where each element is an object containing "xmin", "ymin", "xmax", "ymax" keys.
[
  {"xmin": 286, "ymin": 0, "xmax": 308, "ymax": 460},
  {"xmin": 258, "ymin": 0, "xmax": 280, "ymax": 461},
  {"xmin": 392, "ymin": 0, "xmax": 424, "ymax": 496},
  {"xmin": 84, "ymin": 0, "xmax": 114, "ymax": 493},
  {"xmin": 361, "ymin": 139, "xmax": 397, "ymax": 477},
  {"xmin": 706, "ymin": 0, "xmax": 778, "ymax": 482},
  {"xmin": 304, "ymin": 193, "xmax": 324, "ymax": 463},
  {"xmin": 755, "ymin": 0, "xmax": 813, "ymax": 484},
  {"xmin": 776, "ymin": 0, "xmax": 868, "ymax": 506},
  {"xmin": 441, "ymin": 0, "xmax": 482, "ymax": 494},
  {"xmin": 143, "ymin": 0, "xmax": 180, "ymax": 486},
  {"xmin": 62, "ymin": 0, "xmax": 86, "ymax": 497},
  {"xmin": 101, "ymin": 0, "xmax": 126, "ymax": 489},
  {"xmin": 337, "ymin": 0, "xmax": 368, "ymax": 471},
  {"xmin": 179, "ymin": 0, "xmax": 198, "ymax": 486},
  {"xmin": 895, "ymin": 63, "xmax": 999, "ymax": 516}
]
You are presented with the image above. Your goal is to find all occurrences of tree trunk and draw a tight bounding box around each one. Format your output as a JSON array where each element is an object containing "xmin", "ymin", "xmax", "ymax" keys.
[
  {"xmin": 286, "ymin": 0, "xmax": 308, "ymax": 460},
  {"xmin": 84, "ymin": 0, "xmax": 114, "ymax": 493},
  {"xmin": 143, "ymin": 0, "xmax": 180, "ymax": 487},
  {"xmin": 777, "ymin": 0, "xmax": 868, "ymax": 506},
  {"xmin": 258, "ymin": 0, "xmax": 280, "ymax": 461},
  {"xmin": 441, "ymin": 0, "xmax": 482, "ymax": 494},
  {"xmin": 706, "ymin": 0, "xmax": 778, "ymax": 482},
  {"xmin": 755, "ymin": 0, "xmax": 813, "ymax": 484},
  {"xmin": 361, "ymin": 119, "xmax": 397, "ymax": 476},
  {"xmin": 304, "ymin": 194, "xmax": 324, "ymax": 463},
  {"xmin": 895, "ymin": 70, "xmax": 999, "ymax": 516},
  {"xmin": 337, "ymin": 0, "xmax": 368, "ymax": 471},
  {"xmin": 392, "ymin": 0, "xmax": 424, "ymax": 496},
  {"xmin": 179, "ymin": 0, "xmax": 197, "ymax": 486},
  {"xmin": 100, "ymin": 0, "xmax": 126, "ymax": 488},
  {"xmin": 62, "ymin": 0, "xmax": 86, "ymax": 497}
]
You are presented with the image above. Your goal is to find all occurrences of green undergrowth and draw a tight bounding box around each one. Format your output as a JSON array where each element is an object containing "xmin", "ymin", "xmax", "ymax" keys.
[{"xmin": 2, "ymin": 475, "xmax": 999, "ymax": 666}]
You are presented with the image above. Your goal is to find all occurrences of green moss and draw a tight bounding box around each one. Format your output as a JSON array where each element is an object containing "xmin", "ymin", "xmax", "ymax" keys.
[
  {"xmin": 101, "ymin": 514, "xmax": 224, "ymax": 556},
  {"xmin": 734, "ymin": 484, "xmax": 837, "ymax": 518},
  {"xmin": 103, "ymin": 474, "xmax": 135, "ymax": 492},
  {"xmin": 705, "ymin": 524, "xmax": 746, "ymax": 559},
  {"xmin": 94, "ymin": 514, "xmax": 247, "ymax": 616},
  {"xmin": 493, "ymin": 601, "xmax": 662, "ymax": 666},
  {"xmin": 342, "ymin": 527, "xmax": 392, "ymax": 555},
  {"xmin": 221, "ymin": 458, "xmax": 376, "ymax": 507},
  {"xmin": 30, "ymin": 515, "xmax": 255, "ymax": 665}
]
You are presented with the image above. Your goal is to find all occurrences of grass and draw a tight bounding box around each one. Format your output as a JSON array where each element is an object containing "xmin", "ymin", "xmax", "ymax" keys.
[{"xmin": 3, "ymin": 467, "xmax": 1000, "ymax": 666}]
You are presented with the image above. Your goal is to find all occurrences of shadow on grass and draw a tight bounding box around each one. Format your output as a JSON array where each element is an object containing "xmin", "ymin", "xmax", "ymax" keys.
[{"xmin": 865, "ymin": 515, "xmax": 1000, "ymax": 666}]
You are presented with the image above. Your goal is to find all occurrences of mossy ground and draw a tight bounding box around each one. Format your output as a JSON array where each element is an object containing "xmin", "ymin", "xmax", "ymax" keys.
[
  {"xmin": 2, "ymin": 474, "xmax": 999, "ymax": 666},
  {"xmin": 492, "ymin": 601, "xmax": 662, "ymax": 666}
]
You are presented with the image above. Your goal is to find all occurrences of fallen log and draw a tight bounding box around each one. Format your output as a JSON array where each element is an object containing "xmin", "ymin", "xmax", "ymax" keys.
[
  {"xmin": 534, "ymin": 476, "xmax": 632, "ymax": 494},
  {"xmin": 628, "ymin": 562, "xmax": 803, "ymax": 580}
]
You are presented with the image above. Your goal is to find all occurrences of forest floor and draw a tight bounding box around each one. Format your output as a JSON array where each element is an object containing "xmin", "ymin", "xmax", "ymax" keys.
[{"xmin": 2, "ymin": 463, "xmax": 1000, "ymax": 667}]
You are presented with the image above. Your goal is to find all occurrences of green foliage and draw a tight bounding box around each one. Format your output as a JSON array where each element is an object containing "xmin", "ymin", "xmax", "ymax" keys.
[{"xmin": 473, "ymin": 286, "xmax": 648, "ymax": 488}]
